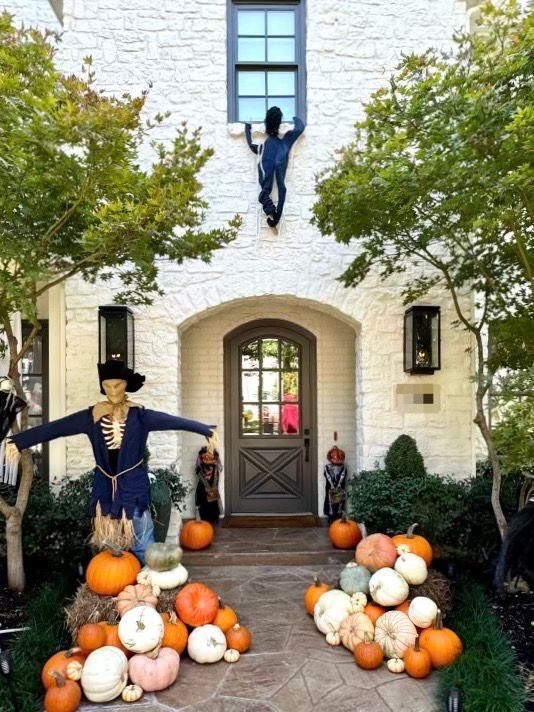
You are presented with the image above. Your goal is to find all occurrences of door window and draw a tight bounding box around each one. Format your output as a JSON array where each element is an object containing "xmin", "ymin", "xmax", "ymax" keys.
[{"xmin": 240, "ymin": 336, "xmax": 301, "ymax": 436}]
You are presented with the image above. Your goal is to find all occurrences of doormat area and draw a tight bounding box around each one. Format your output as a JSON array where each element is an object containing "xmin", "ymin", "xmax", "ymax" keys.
[{"xmin": 221, "ymin": 515, "xmax": 324, "ymax": 528}]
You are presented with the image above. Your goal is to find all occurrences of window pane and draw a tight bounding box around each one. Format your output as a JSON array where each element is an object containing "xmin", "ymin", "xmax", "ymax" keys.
[
  {"xmin": 238, "ymin": 10, "xmax": 265, "ymax": 36},
  {"xmin": 22, "ymin": 376, "xmax": 43, "ymax": 416},
  {"xmin": 281, "ymin": 402, "xmax": 300, "ymax": 434},
  {"xmin": 261, "ymin": 339, "xmax": 279, "ymax": 368},
  {"xmin": 21, "ymin": 337, "xmax": 43, "ymax": 375},
  {"xmin": 238, "ymin": 37, "xmax": 265, "ymax": 62},
  {"xmin": 238, "ymin": 71, "xmax": 265, "ymax": 96},
  {"xmin": 241, "ymin": 339, "xmax": 259, "ymax": 369},
  {"xmin": 281, "ymin": 371, "xmax": 298, "ymax": 401},
  {"xmin": 268, "ymin": 96, "xmax": 295, "ymax": 120},
  {"xmin": 267, "ymin": 71, "xmax": 295, "ymax": 96},
  {"xmin": 267, "ymin": 11, "xmax": 295, "ymax": 36},
  {"xmin": 262, "ymin": 404, "xmax": 280, "ymax": 435},
  {"xmin": 238, "ymin": 97, "xmax": 266, "ymax": 122},
  {"xmin": 281, "ymin": 341, "xmax": 299, "ymax": 369},
  {"xmin": 267, "ymin": 37, "xmax": 295, "ymax": 62},
  {"xmin": 242, "ymin": 404, "xmax": 260, "ymax": 435},
  {"xmin": 262, "ymin": 371, "xmax": 279, "ymax": 401},
  {"xmin": 242, "ymin": 371, "xmax": 259, "ymax": 402}
]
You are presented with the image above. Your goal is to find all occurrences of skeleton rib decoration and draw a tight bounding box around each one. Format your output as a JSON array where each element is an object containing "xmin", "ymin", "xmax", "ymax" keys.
[
  {"xmin": 245, "ymin": 106, "xmax": 305, "ymax": 228},
  {"xmin": 9, "ymin": 361, "xmax": 216, "ymax": 562}
]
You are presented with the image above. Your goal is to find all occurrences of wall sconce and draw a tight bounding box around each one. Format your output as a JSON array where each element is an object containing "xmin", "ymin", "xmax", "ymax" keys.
[
  {"xmin": 98, "ymin": 306, "xmax": 135, "ymax": 369},
  {"xmin": 404, "ymin": 306, "xmax": 441, "ymax": 374}
]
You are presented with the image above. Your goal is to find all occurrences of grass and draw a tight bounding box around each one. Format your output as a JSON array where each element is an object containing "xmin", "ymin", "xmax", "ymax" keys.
[
  {"xmin": 0, "ymin": 582, "xmax": 71, "ymax": 712},
  {"xmin": 437, "ymin": 581, "xmax": 527, "ymax": 712}
]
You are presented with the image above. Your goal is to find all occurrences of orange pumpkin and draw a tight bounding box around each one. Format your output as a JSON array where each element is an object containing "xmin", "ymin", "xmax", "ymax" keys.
[
  {"xmin": 98, "ymin": 621, "xmax": 131, "ymax": 656},
  {"xmin": 41, "ymin": 648, "xmax": 86, "ymax": 690},
  {"xmin": 392, "ymin": 523, "xmax": 433, "ymax": 566},
  {"xmin": 175, "ymin": 582, "xmax": 219, "ymax": 627},
  {"xmin": 180, "ymin": 508, "xmax": 214, "ymax": 550},
  {"xmin": 225, "ymin": 623, "xmax": 251, "ymax": 653},
  {"xmin": 161, "ymin": 611, "xmax": 189, "ymax": 654},
  {"xmin": 364, "ymin": 603, "xmax": 387, "ymax": 625},
  {"xmin": 86, "ymin": 549, "xmax": 141, "ymax": 596},
  {"xmin": 404, "ymin": 635, "xmax": 432, "ymax": 678},
  {"xmin": 213, "ymin": 598, "xmax": 239, "ymax": 632},
  {"xmin": 304, "ymin": 577, "xmax": 331, "ymax": 615},
  {"xmin": 419, "ymin": 610, "xmax": 462, "ymax": 668},
  {"xmin": 353, "ymin": 633, "xmax": 384, "ymax": 670},
  {"xmin": 116, "ymin": 583, "xmax": 158, "ymax": 617},
  {"xmin": 328, "ymin": 514, "xmax": 362, "ymax": 549},
  {"xmin": 395, "ymin": 600, "xmax": 411, "ymax": 615},
  {"xmin": 44, "ymin": 672, "xmax": 81, "ymax": 712},
  {"xmin": 356, "ymin": 531, "xmax": 397, "ymax": 572},
  {"xmin": 77, "ymin": 623, "xmax": 106, "ymax": 654}
]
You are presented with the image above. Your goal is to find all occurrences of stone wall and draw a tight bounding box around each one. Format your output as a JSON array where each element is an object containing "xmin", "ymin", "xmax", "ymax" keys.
[{"xmin": 4, "ymin": 0, "xmax": 477, "ymax": 502}]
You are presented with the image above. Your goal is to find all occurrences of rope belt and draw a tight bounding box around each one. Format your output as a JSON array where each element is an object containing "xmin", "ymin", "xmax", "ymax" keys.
[{"xmin": 96, "ymin": 459, "xmax": 144, "ymax": 502}]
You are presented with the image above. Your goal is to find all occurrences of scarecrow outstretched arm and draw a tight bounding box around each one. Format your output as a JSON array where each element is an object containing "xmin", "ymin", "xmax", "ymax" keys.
[
  {"xmin": 245, "ymin": 123, "xmax": 258, "ymax": 155},
  {"xmin": 143, "ymin": 409, "xmax": 214, "ymax": 437},
  {"xmin": 10, "ymin": 410, "xmax": 89, "ymax": 451},
  {"xmin": 283, "ymin": 116, "xmax": 305, "ymax": 149}
]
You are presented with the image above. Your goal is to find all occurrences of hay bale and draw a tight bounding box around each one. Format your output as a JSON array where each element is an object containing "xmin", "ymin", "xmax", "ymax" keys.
[
  {"xmin": 409, "ymin": 568, "xmax": 453, "ymax": 616},
  {"xmin": 65, "ymin": 583, "xmax": 185, "ymax": 641}
]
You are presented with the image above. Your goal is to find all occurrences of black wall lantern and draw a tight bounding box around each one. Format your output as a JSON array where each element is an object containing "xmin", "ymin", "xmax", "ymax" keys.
[
  {"xmin": 98, "ymin": 306, "xmax": 135, "ymax": 369},
  {"xmin": 404, "ymin": 306, "xmax": 441, "ymax": 374}
]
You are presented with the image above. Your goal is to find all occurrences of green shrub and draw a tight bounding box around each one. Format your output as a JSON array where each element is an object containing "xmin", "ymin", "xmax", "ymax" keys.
[
  {"xmin": 0, "ymin": 582, "xmax": 71, "ymax": 712},
  {"xmin": 149, "ymin": 465, "xmax": 190, "ymax": 511},
  {"xmin": 347, "ymin": 467, "xmax": 522, "ymax": 564},
  {"xmin": 437, "ymin": 582, "xmax": 526, "ymax": 712},
  {"xmin": 385, "ymin": 434, "xmax": 427, "ymax": 478}
]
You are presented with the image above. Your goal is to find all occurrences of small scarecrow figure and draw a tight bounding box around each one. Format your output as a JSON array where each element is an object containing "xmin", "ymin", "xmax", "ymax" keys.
[
  {"xmin": 245, "ymin": 106, "xmax": 305, "ymax": 228},
  {"xmin": 195, "ymin": 446, "xmax": 222, "ymax": 524},
  {"xmin": 0, "ymin": 378, "xmax": 26, "ymax": 485},
  {"xmin": 8, "ymin": 360, "xmax": 217, "ymax": 563},
  {"xmin": 323, "ymin": 445, "xmax": 348, "ymax": 523}
]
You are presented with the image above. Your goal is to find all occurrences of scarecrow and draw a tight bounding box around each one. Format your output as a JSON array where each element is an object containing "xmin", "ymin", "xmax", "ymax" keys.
[
  {"xmin": 8, "ymin": 360, "xmax": 217, "ymax": 562},
  {"xmin": 323, "ymin": 445, "xmax": 348, "ymax": 523},
  {"xmin": 245, "ymin": 106, "xmax": 305, "ymax": 228},
  {"xmin": 195, "ymin": 446, "xmax": 222, "ymax": 524}
]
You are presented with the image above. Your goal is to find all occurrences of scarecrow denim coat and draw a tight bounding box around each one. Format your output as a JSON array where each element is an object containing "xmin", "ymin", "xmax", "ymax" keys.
[{"xmin": 11, "ymin": 406, "xmax": 213, "ymax": 519}]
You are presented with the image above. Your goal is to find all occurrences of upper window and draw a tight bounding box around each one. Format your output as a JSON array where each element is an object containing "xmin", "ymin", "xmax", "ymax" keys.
[{"xmin": 228, "ymin": 1, "xmax": 306, "ymax": 123}]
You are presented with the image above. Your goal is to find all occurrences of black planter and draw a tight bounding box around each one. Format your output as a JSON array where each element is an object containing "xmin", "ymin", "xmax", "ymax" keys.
[{"xmin": 151, "ymin": 482, "xmax": 172, "ymax": 543}]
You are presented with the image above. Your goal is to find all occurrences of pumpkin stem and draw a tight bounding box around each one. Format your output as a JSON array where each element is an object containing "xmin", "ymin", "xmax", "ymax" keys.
[
  {"xmin": 434, "ymin": 609, "xmax": 443, "ymax": 630},
  {"xmin": 51, "ymin": 671, "xmax": 67, "ymax": 688},
  {"xmin": 359, "ymin": 522, "xmax": 367, "ymax": 539},
  {"xmin": 169, "ymin": 611, "xmax": 178, "ymax": 624},
  {"xmin": 414, "ymin": 635, "xmax": 421, "ymax": 652},
  {"xmin": 362, "ymin": 631, "xmax": 373, "ymax": 644},
  {"xmin": 64, "ymin": 647, "xmax": 83, "ymax": 657},
  {"xmin": 195, "ymin": 506, "xmax": 202, "ymax": 522},
  {"xmin": 406, "ymin": 523, "xmax": 419, "ymax": 538},
  {"xmin": 218, "ymin": 597, "xmax": 225, "ymax": 609},
  {"xmin": 313, "ymin": 576, "xmax": 321, "ymax": 587}
]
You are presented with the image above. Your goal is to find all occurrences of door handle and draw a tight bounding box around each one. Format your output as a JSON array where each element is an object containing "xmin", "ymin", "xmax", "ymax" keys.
[{"xmin": 304, "ymin": 437, "xmax": 310, "ymax": 462}]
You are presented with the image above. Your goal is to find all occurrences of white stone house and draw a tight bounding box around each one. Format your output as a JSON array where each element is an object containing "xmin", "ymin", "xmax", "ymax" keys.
[{"xmin": 4, "ymin": 0, "xmax": 481, "ymax": 520}]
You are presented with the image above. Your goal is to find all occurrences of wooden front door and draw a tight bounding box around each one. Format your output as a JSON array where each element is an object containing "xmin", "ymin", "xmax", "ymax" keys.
[{"xmin": 224, "ymin": 320, "xmax": 317, "ymax": 515}]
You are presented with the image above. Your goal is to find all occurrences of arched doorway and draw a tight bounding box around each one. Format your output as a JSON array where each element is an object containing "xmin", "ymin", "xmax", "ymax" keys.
[{"xmin": 224, "ymin": 320, "xmax": 317, "ymax": 515}]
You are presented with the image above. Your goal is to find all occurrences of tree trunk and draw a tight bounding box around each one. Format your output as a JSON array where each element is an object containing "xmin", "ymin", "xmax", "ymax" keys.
[{"xmin": 5, "ymin": 505, "xmax": 25, "ymax": 591}]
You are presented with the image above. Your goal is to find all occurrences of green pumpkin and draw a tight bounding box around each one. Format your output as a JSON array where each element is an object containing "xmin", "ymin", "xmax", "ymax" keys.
[
  {"xmin": 339, "ymin": 562, "xmax": 371, "ymax": 595},
  {"xmin": 144, "ymin": 542, "xmax": 183, "ymax": 572}
]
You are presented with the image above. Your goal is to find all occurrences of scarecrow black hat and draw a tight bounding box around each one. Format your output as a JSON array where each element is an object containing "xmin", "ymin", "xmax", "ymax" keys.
[{"xmin": 97, "ymin": 360, "xmax": 145, "ymax": 395}]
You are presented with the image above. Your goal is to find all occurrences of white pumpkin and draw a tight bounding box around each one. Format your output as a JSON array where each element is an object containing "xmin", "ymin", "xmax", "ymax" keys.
[
  {"xmin": 188, "ymin": 624, "xmax": 227, "ymax": 663},
  {"xmin": 80, "ymin": 646, "xmax": 128, "ymax": 703},
  {"xmin": 408, "ymin": 596, "xmax": 438, "ymax": 628},
  {"xmin": 137, "ymin": 563, "xmax": 189, "ymax": 590},
  {"xmin": 369, "ymin": 568, "xmax": 409, "ymax": 607},
  {"xmin": 313, "ymin": 590, "xmax": 353, "ymax": 635},
  {"xmin": 118, "ymin": 605, "xmax": 164, "ymax": 655},
  {"xmin": 122, "ymin": 684, "xmax": 143, "ymax": 703},
  {"xmin": 387, "ymin": 657, "xmax": 405, "ymax": 673},
  {"xmin": 394, "ymin": 552, "xmax": 428, "ymax": 585},
  {"xmin": 224, "ymin": 649, "xmax": 240, "ymax": 663},
  {"xmin": 326, "ymin": 631, "xmax": 341, "ymax": 646},
  {"xmin": 350, "ymin": 592, "xmax": 368, "ymax": 613},
  {"xmin": 375, "ymin": 611, "xmax": 417, "ymax": 658}
]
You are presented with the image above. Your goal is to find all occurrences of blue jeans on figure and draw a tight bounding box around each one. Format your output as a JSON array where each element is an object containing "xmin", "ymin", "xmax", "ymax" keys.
[{"xmin": 132, "ymin": 507, "xmax": 155, "ymax": 565}]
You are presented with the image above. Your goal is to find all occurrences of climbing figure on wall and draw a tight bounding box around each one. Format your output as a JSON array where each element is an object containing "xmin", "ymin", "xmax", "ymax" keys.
[
  {"xmin": 8, "ymin": 360, "xmax": 217, "ymax": 563},
  {"xmin": 245, "ymin": 106, "xmax": 305, "ymax": 228}
]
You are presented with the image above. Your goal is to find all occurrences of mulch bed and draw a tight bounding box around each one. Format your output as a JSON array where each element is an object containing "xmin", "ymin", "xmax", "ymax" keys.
[
  {"xmin": 491, "ymin": 589, "xmax": 534, "ymax": 710},
  {"xmin": 0, "ymin": 583, "xmax": 34, "ymax": 632}
]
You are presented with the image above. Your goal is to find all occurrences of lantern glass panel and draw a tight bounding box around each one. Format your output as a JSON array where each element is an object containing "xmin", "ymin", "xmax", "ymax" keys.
[
  {"xmin": 431, "ymin": 313, "xmax": 440, "ymax": 369},
  {"xmin": 414, "ymin": 311, "xmax": 433, "ymax": 370},
  {"xmin": 404, "ymin": 313, "xmax": 413, "ymax": 372}
]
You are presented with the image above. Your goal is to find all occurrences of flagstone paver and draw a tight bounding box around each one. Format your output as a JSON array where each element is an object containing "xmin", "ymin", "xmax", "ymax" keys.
[{"xmin": 79, "ymin": 529, "xmax": 440, "ymax": 712}]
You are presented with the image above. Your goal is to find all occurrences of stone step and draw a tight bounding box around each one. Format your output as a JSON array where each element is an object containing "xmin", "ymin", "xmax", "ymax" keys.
[{"xmin": 182, "ymin": 548, "xmax": 350, "ymax": 567}]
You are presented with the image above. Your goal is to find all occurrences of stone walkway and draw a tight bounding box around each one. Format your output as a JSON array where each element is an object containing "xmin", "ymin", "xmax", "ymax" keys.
[{"xmin": 80, "ymin": 529, "xmax": 440, "ymax": 711}]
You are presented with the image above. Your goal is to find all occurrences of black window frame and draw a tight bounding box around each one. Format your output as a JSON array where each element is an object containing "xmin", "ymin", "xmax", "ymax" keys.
[{"xmin": 227, "ymin": 0, "xmax": 307, "ymax": 123}]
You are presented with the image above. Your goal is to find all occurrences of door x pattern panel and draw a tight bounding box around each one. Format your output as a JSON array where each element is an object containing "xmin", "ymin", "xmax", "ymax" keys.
[{"xmin": 239, "ymin": 446, "xmax": 303, "ymax": 499}]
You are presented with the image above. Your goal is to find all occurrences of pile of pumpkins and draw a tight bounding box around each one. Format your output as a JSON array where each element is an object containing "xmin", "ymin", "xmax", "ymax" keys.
[
  {"xmin": 306, "ymin": 519, "xmax": 463, "ymax": 677},
  {"xmin": 42, "ymin": 540, "xmax": 251, "ymax": 712}
]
